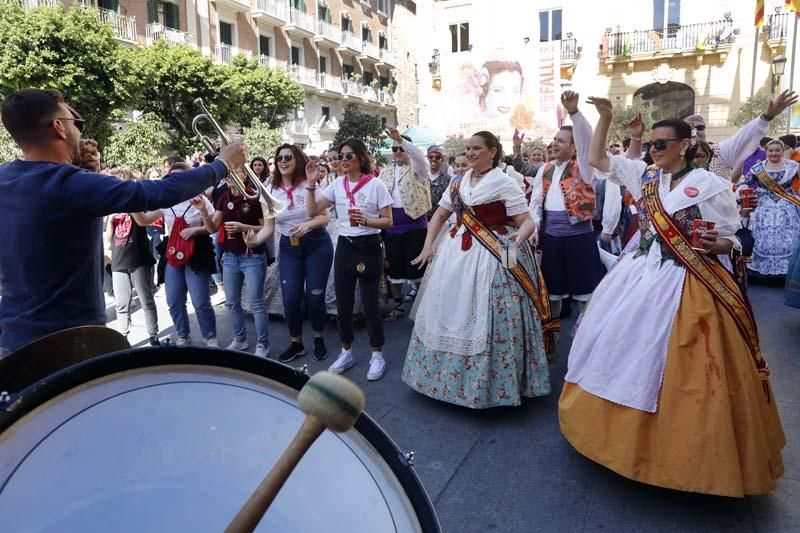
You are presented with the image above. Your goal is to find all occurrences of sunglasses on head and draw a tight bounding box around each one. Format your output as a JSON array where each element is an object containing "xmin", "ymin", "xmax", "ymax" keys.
[
  {"xmin": 650, "ymin": 138, "xmax": 683, "ymax": 151},
  {"xmin": 53, "ymin": 117, "xmax": 85, "ymax": 133},
  {"xmin": 694, "ymin": 124, "xmax": 706, "ymax": 131},
  {"xmin": 337, "ymin": 153, "xmax": 356, "ymax": 161},
  {"xmin": 276, "ymin": 155, "xmax": 294, "ymax": 162},
  {"xmin": 391, "ymin": 146, "xmax": 405, "ymax": 153}
]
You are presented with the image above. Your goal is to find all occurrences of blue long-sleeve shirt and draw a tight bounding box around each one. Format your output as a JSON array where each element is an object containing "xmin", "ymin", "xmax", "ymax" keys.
[{"xmin": 0, "ymin": 159, "xmax": 229, "ymax": 352}]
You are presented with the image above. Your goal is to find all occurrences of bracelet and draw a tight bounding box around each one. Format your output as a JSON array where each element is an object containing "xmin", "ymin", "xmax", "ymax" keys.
[
  {"xmin": 631, "ymin": 136, "xmax": 642, "ymax": 141},
  {"xmin": 761, "ymin": 113, "xmax": 774, "ymax": 121},
  {"xmin": 568, "ymin": 109, "xmax": 579, "ymax": 115},
  {"xmin": 306, "ymin": 187, "xmax": 317, "ymax": 191}
]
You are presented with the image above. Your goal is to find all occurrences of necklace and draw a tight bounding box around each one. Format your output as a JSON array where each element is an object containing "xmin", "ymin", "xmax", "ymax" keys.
[
  {"xmin": 669, "ymin": 165, "xmax": 692, "ymax": 181},
  {"xmin": 471, "ymin": 167, "xmax": 492, "ymax": 183}
]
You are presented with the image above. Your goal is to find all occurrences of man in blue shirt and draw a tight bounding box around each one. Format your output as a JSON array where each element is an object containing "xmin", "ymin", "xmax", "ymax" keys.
[{"xmin": 0, "ymin": 89, "xmax": 246, "ymax": 353}]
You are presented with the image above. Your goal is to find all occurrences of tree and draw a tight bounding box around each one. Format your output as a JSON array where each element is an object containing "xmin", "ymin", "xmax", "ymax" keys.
[
  {"xmin": 442, "ymin": 134, "xmax": 467, "ymax": 157},
  {"xmin": 334, "ymin": 103, "xmax": 387, "ymax": 157},
  {"xmin": 0, "ymin": 123, "xmax": 21, "ymax": 163},
  {"xmin": 730, "ymin": 90, "xmax": 788, "ymax": 137},
  {"xmin": 220, "ymin": 56, "xmax": 304, "ymax": 130},
  {"xmin": 0, "ymin": 2, "xmax": 130, "ymax": 145},
  {"xmin": 522, "ymin": 136, "xmax": 547, "ymax": 154},
  {"xmin": 103, "ymin": 113, "xmax": 171, "ymax": 172},
  {"xmin": 609, "ymin": 95, "xmax": 656, "ymax": 144},
  {"xmin": 243, "ymin": 118, "xmax": 283, "ymax": 160}
]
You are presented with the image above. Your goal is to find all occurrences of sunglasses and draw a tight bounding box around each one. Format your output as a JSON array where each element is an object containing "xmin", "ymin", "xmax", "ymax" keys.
[
  {"xmin": 609, "ymin": 144, "xmax": 620, "ymax": 148},
  {"xmin": 276, "ymin": 155, "xmax": 294, "ymax": 162},
  {"xmin": 337, "ymin": 153, "xmax": 356, "ymax": 161},
  {"xmin": 650, "ymin": 138, "xmax": 683, "ymax": 151},
  {"xmin": 693, "ymin": 124, "xmax": 706, "ymax": 131},
  {"xmin": 391, "ymin": 146, "xmax": 405, "ymax": 153},
  {"xmin": 427, "ymin": 154, "xmax": 443, "ymax": 160},
  {"xmin": 54, "ymin": 117, "xmax": 85, "ymax": 132},
  {"xmin": 694, "ymin": 152, "xmax": 709, "ymax": 159}
]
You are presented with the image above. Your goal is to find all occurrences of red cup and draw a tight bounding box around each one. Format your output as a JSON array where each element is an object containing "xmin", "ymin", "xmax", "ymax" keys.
[
  {"xmin": 691, "ymin": 219, "xmax": 716, "ymax": 249},
  {"xmin": 348, "ymin": 208, "xmax": 361, "ymax": 227},
  {"xmin": 740, "ymin": 188, "xmax": 753, "ymax": 208}
]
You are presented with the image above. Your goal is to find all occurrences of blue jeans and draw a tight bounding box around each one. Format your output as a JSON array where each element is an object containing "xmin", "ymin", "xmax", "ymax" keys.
[
  {"xmin": 224, "ymin": 252, "xmax": 269, "ymax": 345},
  {"xmin": 211, "ymin": 232, "xmax": 224, "ymax": 286},
  {"xmin": 279, "ymin": 229, "xmax": 334, "ymax": 337},
  {"xmin": 165, "ymin": 264, "xmax": 216, "ymax": 339}
]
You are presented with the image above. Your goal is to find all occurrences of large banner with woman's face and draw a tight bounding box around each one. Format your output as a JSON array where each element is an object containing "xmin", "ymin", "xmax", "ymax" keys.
[{"xmin": 437, "ymin": 42, "xmax": 561, "ymax": 141}]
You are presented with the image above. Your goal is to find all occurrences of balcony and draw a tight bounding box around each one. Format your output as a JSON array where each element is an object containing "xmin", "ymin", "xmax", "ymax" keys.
[
  {"xmin": 766, "ymin": 12, "xmax": 790, "ymax": 54},
  {"xmin": 145, "ymin": 23, "xmax": 193, "ymax": 46},
  {"xmin": 342, "ymin": 79, "xmax": 362, "ymax": 98},
  {"xmin": 361, "ymin": 41, "xmax": 380, "ymax": 60},
  {"xmin": 378, "ymin": 47, "xmax": 395, "ymax": 66},
  {"xmin": 316, "ymin": 20, "xmax": 341, "ymax": 45},
  {"xmin": 212, "ymin": 0, "xmax": 251, "ymax": 13},
  {"xmin": 79, "ymin": 1, "xmax": 137, "ymax": 43},
  {"xmin": 258, "ymin": 55, "xmax": 288, "ymax": 72},
  {"xmin": 21, "ymin": 0, "xmax": 59, "ymax": 9},
  {"xmin": 284, "ymin": 8, "xmax": 316, "ymax": 35},
  {"xmin": 253, "ymin": 0, "xmax": 288, "ymax": 25},
  {"xmin": 289, "ymin": 64, "xmax": 318, "ymax": 87},
  {"xmin": 319, "ymin": 73, "xmax": 343, "ymax": 93},
  {"xmin": 215, "ymin": 44, "xmax": 251, "ymax": 65},
  {"xmin": 603, "ymin": 19, "xmax": 735, "ymax": 69},
  {"xmin": 290, "ymin": 118, "xmax": 309, "ymax": 136},
  {"xmin": 378, "ymin": 90, "xmax": 396, "ymax": 106},
  {"xmin": 339, "ymin": 31, "xmax": 362, "ymax": 53},
  {"xmin": 561, "ymin": 37, "xmax": 579, "ymax": 62},
  {"xmin": 361, "ymin": 86, "xmax": 379, "ymax": 102}
]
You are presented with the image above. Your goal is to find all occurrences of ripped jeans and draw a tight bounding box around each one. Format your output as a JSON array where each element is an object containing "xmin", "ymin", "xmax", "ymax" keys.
[{"xmin": 278, "ymin": 229, "xmax": 334, "ymax": 337}]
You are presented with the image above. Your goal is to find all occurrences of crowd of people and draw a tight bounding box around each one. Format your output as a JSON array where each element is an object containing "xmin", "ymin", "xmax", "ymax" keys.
[{"xmin": 1, "ymin": 86, "xmax": 799, "ymax": 499}]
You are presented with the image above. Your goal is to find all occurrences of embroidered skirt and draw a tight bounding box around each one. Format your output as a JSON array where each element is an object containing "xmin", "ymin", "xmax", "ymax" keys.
[
  {"xmin": 402, "ymin": 243, "xmax": 551, "ymax": 409},
  {"xmin": 559, "ymin": 260, "xmax": 785, "ymax": 497}
]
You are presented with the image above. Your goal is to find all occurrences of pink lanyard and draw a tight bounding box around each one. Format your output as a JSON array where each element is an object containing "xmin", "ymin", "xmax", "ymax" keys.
[
  {"xmin": 279, "ymin": 182, "xmax": 300, "ymax": 209},
  {"xmin": 343, "ymin": 174, "xmax": 372, "ymax": 207}
]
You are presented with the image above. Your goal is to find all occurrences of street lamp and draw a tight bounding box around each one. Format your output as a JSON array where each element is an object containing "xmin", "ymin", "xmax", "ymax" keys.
[{"xmin": 772, "ymin": 54, "xmax": 787, "ymax": 94}]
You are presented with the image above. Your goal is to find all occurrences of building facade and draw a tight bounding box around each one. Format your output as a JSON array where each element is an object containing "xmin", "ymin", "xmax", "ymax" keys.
[
  {"xmin": 23, "ymin": 0, "xmax": 405, "ymax": 153},
  {"xmin": 417, "ymin": 0, "xmax": 800, "ymax": 142}
]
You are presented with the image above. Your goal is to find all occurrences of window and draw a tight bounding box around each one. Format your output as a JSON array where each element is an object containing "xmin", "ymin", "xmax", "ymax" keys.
[
  {"xmin": 449, "ymin": 23, "xmax": 470, "ymax": 53},
  {"xmin": 320, "ymin": 56, "xmax": 327, "ymax": 73},
  {"xmin": 342, "ymin": 15, "xmax": 353, "ymax": 33},
  {"xmin": 653, "ymin": 0, "xmax": 680, "ymax": 35},
  {"xmin": 362, "ymin": 25, "xmax": 372, "ymax": 43},
  {"xmin": 377, "ymin": 0, "xmax": 389, "ymax": 14},
  {"xmin": 99, "ymin": 0, "xmax": 119, "ymax": 11},
  {"xmin": 343, "ymin": 64, "xmax": 355, "ymax": 77},
  {"xmin": 291, "ymin": 46, "xmax": 300, "ymax": 65},
  {"xmin": 146, "ymin": 1, "xmax": 180, "ymax": 30},
  {"xmin": 381, "ymin": 117, "xmax": 387, "ymax": 129},
  {"xmin": 634, "ymin": 82, "xmax": 694, "ymax": 121},
  {"xmin": 322, "ymin": 106, "xmax": 331, "ymax": 121},
  {"xmin": 219, "ymin": 21, "xmax": 233, "ymax": 46},
  {"xmin": 318, "ymin": 4, "xmax": 331, "ymax": 22},
  {"xmin": 363, "ymin": 71, "xmax": 374, "ymax": 85},
  {"xmin": 292, "ymin": 0, "xmax": 306, "ymax": 11},
  {"xmin": 259, "ymin": 36, "xmax": 271, "ymax": 56},
  {"xmin": 379, "ymin": 33, "xmax": 388, "ymax": 50},
  {"xmin": 539, "ymin": 8, "xmax": 562, "ymax": 42},
  {"xmin": 379, "ymin": 75, "xmax": 389, "ymax": 88}
]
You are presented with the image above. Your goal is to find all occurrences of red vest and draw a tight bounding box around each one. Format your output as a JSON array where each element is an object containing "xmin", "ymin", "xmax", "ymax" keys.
[{"xmin": 541, "ymin": 160, "xmax": 596, "ymax": 225}]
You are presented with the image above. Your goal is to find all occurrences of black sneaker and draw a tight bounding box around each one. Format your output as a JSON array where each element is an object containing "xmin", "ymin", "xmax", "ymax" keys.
[
  {"xmin": 149, "ymin": 336, "xmax": 161, "ymax": 347},
  {"xmin": 313, "ymin": 337, "xmax": 328, "ymax": 361},
  {"xmin": 278, "ymin": 342, "xmax": 306, "ymax": 363}
]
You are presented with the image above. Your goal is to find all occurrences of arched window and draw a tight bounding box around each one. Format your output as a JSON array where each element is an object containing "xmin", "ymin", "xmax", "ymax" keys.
[{"xmin": 634, "ymin": 82, "xmax": 694, "ymax": 120}]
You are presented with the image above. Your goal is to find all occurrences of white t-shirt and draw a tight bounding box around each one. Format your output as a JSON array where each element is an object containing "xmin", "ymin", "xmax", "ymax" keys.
[
  {"xmin": 269, "ymin": 180, "xmax": 323, "ymax": 237},
  {"xmin": 160, "ymin": 197, "xmax": 215, "ymax": 235},
  {"xmin": 321, "ymin": 175, "xmax": 393, "ymax": 237}
]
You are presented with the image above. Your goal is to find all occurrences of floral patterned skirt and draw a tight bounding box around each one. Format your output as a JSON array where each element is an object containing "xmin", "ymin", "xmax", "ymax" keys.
[{"xmin": 402, "ymin": 251, "xmax": 551, "ymax": 409}]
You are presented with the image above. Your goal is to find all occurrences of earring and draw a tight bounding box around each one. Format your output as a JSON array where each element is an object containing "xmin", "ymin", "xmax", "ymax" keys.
[{"xmin": 680, "ymin": 150, "xmax": 686, "ymax": 157}]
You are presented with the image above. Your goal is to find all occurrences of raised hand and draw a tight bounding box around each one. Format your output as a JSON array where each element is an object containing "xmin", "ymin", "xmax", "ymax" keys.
[
  {"xmin": 628, "ymin": 112, "xmax": 644, "ymax": 139},
  {"xmin": 561, "ymin": 90, "xmax": 580, "ymax": 114},
  {"xmin": 305, "ymin": 160, "xmax": 319, "ymax": 186},
  {"xmin": 587, "ymin": 97, "xmax": 613, "ymax": 119},
  {"xmin": 190, "ymin": 195, "xmax": 207, "ymax": 215},
  {"xmin": 80, "ymin": 139, "xmax": 101, "ymax": 172},
  {"xmin": 386, "ymin": 126, "xmax": 403, "ymax": 143},
  {"xmin": 219, "ymin": 141, "xmax": 247, "ymax": 169},
  {"xmin": 766, "ymin": 90, "xmax": 799, "ymax": 119},
  {"xmin": 513, "ymin": 128, "xmax": 525, "ymax": 149}
]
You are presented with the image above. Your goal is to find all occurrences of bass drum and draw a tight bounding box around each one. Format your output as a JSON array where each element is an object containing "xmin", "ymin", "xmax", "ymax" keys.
[{"xmin": 0, "ymin": 347, "xmax": 441, "ymax": 532}]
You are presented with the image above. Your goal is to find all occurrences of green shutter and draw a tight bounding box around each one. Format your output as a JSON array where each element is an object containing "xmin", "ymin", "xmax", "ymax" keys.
[
  {"xmin": 165, "ymin": 3, "xmax": 180, "ymax": 30},
  {"xmin": 146, "ymin": 0, "xmax": 157, "ymax": 24}
]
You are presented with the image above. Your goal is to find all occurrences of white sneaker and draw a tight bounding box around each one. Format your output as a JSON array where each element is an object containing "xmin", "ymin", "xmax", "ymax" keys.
[
  {"xmin": 176, "ymin": 336, "xmax": 191, "ymax": 347},
  {"xmin": 367, "ymin": 352, "xmax": 386, "ymax": 381},
  {"xmin": 226, "ymin": 339, "xmax": 249, "ymax": 351},
  {"xmin": 328, "ymin": 349, "xmax": 354, "ymax": 374},
  {"xmin": 255, "ymin": 343, "xmax": 270, "ymax": 358},
  {"xmin": 210, "ymin": 291, "xmax": 226, "ymax": 306},
  {"xmin": 205, "ymin": 337, "xmax": 219, "ymax": 348}
]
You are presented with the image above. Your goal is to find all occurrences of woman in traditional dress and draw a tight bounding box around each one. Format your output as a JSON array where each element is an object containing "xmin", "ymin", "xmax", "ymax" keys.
[
  {"xmin": 402, "ymin": 131, "xmax": 552, "ymax": 409},
  {"xmin": 786, "ymin": 239, "xmax": 800, "ymax": 308},
  {"xmin": 559, "ymin": 96, "xmax": 785, "ymax": 497},
  {"xmin": 741, "ymin": 139, "xmax": 800, "ymax": 278}
]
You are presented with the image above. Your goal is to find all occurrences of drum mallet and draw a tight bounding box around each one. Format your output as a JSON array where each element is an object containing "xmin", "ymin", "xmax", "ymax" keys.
[{"xmin": 225, "ymin": 371, "xmax": 365, "ymax": 533}]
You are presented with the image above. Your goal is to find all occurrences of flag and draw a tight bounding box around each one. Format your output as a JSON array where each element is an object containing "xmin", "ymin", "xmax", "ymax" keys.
[
  {"xmin": 785, "ymin": 0, "xmax": 800, "ymax": 13},
  {"xmin": 756, "ymin": 0, "xmax": 765, "ymax": 28}
]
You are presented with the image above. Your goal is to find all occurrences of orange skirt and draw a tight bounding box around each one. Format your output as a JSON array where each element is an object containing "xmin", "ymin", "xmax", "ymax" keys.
[{"xmin": 559, "ymin": 262, "xmax": 785, "ymax": 497}]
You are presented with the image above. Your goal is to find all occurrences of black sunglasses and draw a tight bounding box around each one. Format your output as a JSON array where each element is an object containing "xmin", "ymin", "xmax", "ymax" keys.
[
  {"xmin": 694, "ymin": 124, "xmax": 706, "ymax": 131},
  {"xmin": 650, "ymin": 138, "xmax": 683, "ymax": 151},
  {"xmin": 337, "ymin": 153, "xmax": 356, "ymax": 161},
  {"xmin": 54, "ymin": 117, "xmax": 85, "ymax": 132},
  {"xmin": 392, "ymin": 146, "xmax": 405, "ymax": 153},
  {"xmin": 276, "ymin": 155, "xmax": 294, "ymax": 162}
]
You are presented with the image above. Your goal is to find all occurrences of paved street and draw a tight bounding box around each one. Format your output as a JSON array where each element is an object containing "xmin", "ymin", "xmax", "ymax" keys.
[{"xmin": 110, "ymin": 280, "xmax": 800, "ymax": 533}]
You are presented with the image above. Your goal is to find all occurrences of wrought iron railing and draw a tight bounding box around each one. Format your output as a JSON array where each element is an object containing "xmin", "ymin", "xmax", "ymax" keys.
[
  {"xmin": 605, "ymin": 20, "xmax": 734, "ymax": 57},
  {"xmin": 317, "ymin": 20, "xmax": 341, "ymax": 43},
  {"xmin": 145, "ymin": 23, "xmax": 193, "ymax": 46},
  {"xmin": 561, "ymin": 37, "xmax": 578, "ymax": 61},
  {"xmin": 253, "ymin": 0, "xmax": 287, "ymax": 21},
  {"xmin": 767, "ymin": 12, "xmax": 790, "ymax": 41}
]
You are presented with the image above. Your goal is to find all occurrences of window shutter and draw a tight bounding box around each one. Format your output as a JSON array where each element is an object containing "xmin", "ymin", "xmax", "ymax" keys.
[
  {"xmin": 165, "ymin": 3, "xmax": 180, "ymax": 30},
  {"xmin": 146, "ymin": 0, "xmax": 157, "ymax": 24}
]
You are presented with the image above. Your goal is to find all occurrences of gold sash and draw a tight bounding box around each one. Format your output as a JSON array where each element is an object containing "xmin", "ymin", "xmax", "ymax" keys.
[{"xmin": 751, "ymin": 162, "xmax": 800, "ymax": 208}]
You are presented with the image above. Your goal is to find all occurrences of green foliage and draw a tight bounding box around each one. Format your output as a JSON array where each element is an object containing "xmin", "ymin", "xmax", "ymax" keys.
[
  {"xmin": 442, "ymin": 134, "xmax": 467, "ymax": 157},
  {"xmin": 609, "ymin": 95, "xmax": 657, "ymax": 144},
  {"xmin": 104, "ymin": 113, "xmax": 170, "ymax": 172},
  {"xmin": 242, "ymin": 118, "xmax": 283, "ymax": 160},
  {"xmin": 333, "ymin": 103, "xmax": 387, "ymax": 157},
  {"xmin": 0, "ymin": 2, "xmax": 130, "ymax": 145},
  {"xmin": 522, "ymin": 136, "xmax": 547, "ymax": 154},
  {"xmin": 219, "ymin": 55, "xmax": 304, "ymax": 130},
  {"xmin": 730, "ymin": 90, "xmax": 787, "ymax": 137},
  {"xmin": 0, "ymin": 123, "xmax": 21, "ymax": 163}
]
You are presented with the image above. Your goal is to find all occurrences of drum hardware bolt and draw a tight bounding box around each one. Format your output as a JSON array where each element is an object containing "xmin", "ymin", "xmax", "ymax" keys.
[
  {"xmin": 0, "ymin": 391, "xmax": 9, "ymax": 403},
  {"xmin": 296, "ymin": 364, "xmax": 309, "ymax": 375},
  {"xmin": 404, "ymin": 451, "xmax": 415, "ymax": 465}
]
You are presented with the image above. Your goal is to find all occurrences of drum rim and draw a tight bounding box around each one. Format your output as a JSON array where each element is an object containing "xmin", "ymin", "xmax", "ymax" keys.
[{"xmin": 0, "ymin": 346, "xmax": 442, "ymax": 533}]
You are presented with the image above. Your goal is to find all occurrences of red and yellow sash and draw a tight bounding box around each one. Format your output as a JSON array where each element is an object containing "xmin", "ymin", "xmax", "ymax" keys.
[
  {"xmin": 751, "ymin": 162, "xmax": 800, "ymax": 208},
  {"xmin": 642, "ymin": 179, "xmax": 771, "ymax": 400},
  {"xmin": 450, "ymin": 178, "xmax": 559, "ymax": 352}
]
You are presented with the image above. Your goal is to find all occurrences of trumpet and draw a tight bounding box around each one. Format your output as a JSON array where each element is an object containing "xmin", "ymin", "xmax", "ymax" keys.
[{"xmin": 191, "ymin": 97, "xmax": 284, "ymax": 219}]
